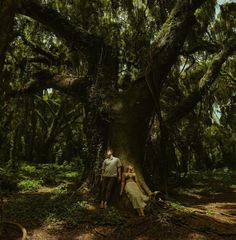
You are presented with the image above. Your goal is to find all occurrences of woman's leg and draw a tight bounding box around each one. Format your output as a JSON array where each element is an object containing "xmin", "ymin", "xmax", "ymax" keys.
[
  {"xmin": 140, "ymin": 208, "xmax": 145, "ymax": 217},
  {"xmin": 137, "ymin": 208, "xmax": 141, "ymax": 216}
]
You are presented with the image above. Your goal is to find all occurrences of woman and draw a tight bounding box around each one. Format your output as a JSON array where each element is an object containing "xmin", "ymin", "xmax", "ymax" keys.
[{"xmin": 120, "ymin": 165, "xmax": 157, "ymax": 216}]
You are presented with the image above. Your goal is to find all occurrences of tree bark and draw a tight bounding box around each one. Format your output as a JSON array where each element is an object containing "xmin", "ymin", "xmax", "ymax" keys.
[
  {"xmin": 16, "ymin": 0, "xmax": 103, "ymax": 53},
  {"xmin": 0, "ymin": 0, "xmax": 15, "ymax": 77},
  {"xmin": 108, "ymin": 79, "xmax": 154, "ymax": 194},
  {"xmin": 147, "ymin": 0, "xmax": 206, "ymax": 100}
]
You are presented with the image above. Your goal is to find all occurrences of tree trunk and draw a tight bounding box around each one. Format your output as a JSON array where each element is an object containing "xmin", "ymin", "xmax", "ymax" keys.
[{"xmin": 108, "ymin": 80, "xmax": 154, "ymax": 195}]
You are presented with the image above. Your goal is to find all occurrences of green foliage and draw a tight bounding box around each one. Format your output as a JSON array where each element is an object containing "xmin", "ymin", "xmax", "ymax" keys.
[
  {"xmin": 0, "ymin": 163, "xmax": 82, "ymax": 194},
  {"xmin": 18, "ymin": 179, "xmax": 43, "ymax": 192},
  {"xmin": 170, "ymin": 168, "xmax": 236, "ymax": 202},
  {"xmin": 188, "ymin": 168, "xmax": 236, "ymax": 188},
  {"xmin": 20, "ymin": 163, "xmax": 82, "ymax": 187},
  {"xmin": 0, "ymin": 89, "xmax": 86, "ymax": 167},
  {"xmin": 4, "ymin": 192, "xmax": 124, "ymax": 227}
]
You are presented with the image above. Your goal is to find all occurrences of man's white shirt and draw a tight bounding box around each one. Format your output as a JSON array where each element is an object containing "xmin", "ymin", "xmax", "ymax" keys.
[{"xmin": 102, "ymin": 156, "xmax": 122, "ymax": 177}]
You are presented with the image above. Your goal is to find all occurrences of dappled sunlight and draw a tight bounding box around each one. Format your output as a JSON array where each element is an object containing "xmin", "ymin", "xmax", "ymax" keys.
[
  {"xmin": 73, "ymin": 233, "xmax": 95, "ymax": 240},
  {"xmin": 85, "ymin": 203, "xmax": 97, "ymax": 211},
  {"xmin": 185, "ymin": 232, "xmax": 209, "ymax": 240}
]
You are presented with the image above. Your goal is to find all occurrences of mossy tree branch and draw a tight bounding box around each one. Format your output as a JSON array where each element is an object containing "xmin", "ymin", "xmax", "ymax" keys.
[
  {"xmin": 149, "ymin": 0, "xmax": 207, "ymax": 89},
  {"xmin": 8, "ymin": 70, "xmax": 88, "ymax": 101},
  {"xmin": 0, "ymin": 0, "xmax": 15, "ymax": 76},
  {"xmin": 16, "ymin": 0, "xmax": 105, "ymax": 53},
  {"xmin": 166, "ymin": 43, "xmax": 236, "ymax": 124}
]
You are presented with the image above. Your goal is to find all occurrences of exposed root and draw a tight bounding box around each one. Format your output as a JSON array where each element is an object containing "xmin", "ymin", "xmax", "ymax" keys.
[
  {"xmin": 2, "ymin": 221, "xmax": 27, "ymax": 240},
  {"xmin": 172, "ymin": 209, "xmax": 236, "ymax": 237}
]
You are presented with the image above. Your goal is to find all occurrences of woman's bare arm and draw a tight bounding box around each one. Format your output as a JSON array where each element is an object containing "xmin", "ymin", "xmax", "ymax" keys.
[
  {"xmin": 135, "ymin": 175, "xmax": 146, "ymax": 194},
  {"xmin": 120, "ymin": 174, "xmax": 125, "ymax": 195}
]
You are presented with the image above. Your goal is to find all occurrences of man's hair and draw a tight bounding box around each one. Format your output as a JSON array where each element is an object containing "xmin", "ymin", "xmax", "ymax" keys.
[{"xmin": 107, "ymin": 148, "xmax": 113, "ymax": 153}]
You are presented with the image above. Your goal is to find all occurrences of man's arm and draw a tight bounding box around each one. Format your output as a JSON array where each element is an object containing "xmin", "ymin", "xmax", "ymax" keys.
[
  {"xmin": 118, "ymin": 167, "xmax": 121, "ymax": 181},
  {"xmin": 120, "ymin": 174, "xmax": 125, "ymax": 195},
  {"xmin": 101, "ymin": 160, "xmax": 105, "ymax": 182},
  {"xmin": 117, "ymin": 158, "xmax": 122, "ymax": 181}
]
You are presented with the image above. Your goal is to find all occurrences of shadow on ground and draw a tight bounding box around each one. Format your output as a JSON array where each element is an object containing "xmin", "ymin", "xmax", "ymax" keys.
[{"xmin": 2, "ymin": 169, "xmax": 236, "ymax": 240}]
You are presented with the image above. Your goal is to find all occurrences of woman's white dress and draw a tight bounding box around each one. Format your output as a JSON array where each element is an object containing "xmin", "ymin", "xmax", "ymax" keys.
[{"xmin": 125, "ymin": 175, "xmax": 149, "ymax": 209}]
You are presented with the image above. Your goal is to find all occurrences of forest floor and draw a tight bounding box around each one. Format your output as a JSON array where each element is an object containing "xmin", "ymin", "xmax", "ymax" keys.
[{"xmin": 1, "ymin": 166, "xmax": 236, "ymax": 240}]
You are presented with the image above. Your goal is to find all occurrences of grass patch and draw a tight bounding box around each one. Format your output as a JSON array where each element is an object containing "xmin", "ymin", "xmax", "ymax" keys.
[
  {"xmin": 173, "ymin": 168, "xmax": 236, "ymax": 197},
  {"xmin": 19, "ymin": 162, "xmax": 82, "ymax": 187},
  {"xmin": 1, "ymin": 162, "xmax": 123, "ymax": 228},
  {"xmin": 188, "ymin": 168, "xmax": 236, "ymax": 187},
  {"xmin": 0, "ymin": 162, "xmax": 82, "ymax": 193}
]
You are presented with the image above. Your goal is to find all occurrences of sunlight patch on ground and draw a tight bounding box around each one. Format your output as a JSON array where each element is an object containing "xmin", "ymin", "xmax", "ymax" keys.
[
  {"xmin": 85, "ymin": 203, "xmax": 97, "ymax": 211},
  {"xmin": 186, "ymin": 232, "xmax": 208, "ymax": 240},
  {"xmin": 75, "ymin": 233, "xmax": 95, "ymax": 240}
]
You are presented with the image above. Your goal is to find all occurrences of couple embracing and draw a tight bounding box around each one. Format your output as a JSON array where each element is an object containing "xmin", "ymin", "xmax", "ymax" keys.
[{"xmin": 100, "ymin": 149, "xmax": 157, "ymax": 217}]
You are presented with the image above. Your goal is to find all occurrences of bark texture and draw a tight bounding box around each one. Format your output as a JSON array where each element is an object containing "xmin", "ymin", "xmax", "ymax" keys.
[
  {"xmin": 109, "ymin": 79, "xmax": 154, "ymax": 194},
  {"xmin": 0, "ymin": 0, "xmax": 15, "ymax": 76}
]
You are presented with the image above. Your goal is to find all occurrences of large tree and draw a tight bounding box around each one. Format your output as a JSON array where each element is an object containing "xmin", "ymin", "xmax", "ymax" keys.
[{"xmin": 1, "ymin": 0, "xmax": 235, "ymax": 194}]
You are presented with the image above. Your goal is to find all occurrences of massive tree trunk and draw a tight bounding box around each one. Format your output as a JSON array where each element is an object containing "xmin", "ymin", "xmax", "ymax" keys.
[{"xmin": 109, "ymin": 79, "xmax": 154, "ymax": 194}]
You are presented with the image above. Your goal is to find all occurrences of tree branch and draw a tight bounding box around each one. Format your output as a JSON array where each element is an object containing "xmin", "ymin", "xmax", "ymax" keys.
[
  {"xmin": 221, "ymin": 70, "xmax": 236, "ymax": 84},
  {"xmin": 20, "ymin": 34, "xmax": 60, "ymax": 63},
  {"xmin": 0, "ymin": 0, "xmax": 15, "ymax": 76},
  {"xmin": 7, "ymin": 70, "xmax": 88, "ymax": 101},
  {"xmin": 149, "ymin": 0, "xmax": 207, "ymax": 84},
  {"xmin": 145, "ymin": 0, "xmax": 207, "ymax": 113},
  {"xmin": 181, "ymin": 40, "xmax": 221, "ymax": 55},
  {"xmin": 166, "ymin": 44, "xmax": 236, "ymax": 124},
  {"xmin": 16, "ymin": 0, "xmax": 104, "ymax": 52},
  {"xmin": 20, "ymin": 57, "xmax": 56, "ymax": 65}
]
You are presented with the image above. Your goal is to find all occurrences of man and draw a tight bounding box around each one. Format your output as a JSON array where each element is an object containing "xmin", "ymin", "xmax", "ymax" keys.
[{"xmin": 100, "ymin": 149, "xmax": 122, "ymax": 209}]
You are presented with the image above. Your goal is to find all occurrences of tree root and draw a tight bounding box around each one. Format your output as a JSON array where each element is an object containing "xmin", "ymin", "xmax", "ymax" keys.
[
  {"xmin": 172, "ymin": 211, "xmax": 236, "ymax": 237},
  {"xmin": 1, "ymin": 221, "xmax": 27, "ymax": 240}
]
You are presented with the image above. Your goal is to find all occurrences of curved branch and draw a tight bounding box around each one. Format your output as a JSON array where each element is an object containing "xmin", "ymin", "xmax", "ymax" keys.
[
  {"xmin": 166, "ymin": 44, "xmax": 236, "ymax": 124},
  {"xmin": 8, "ymin": 70, "xmax": 88, "ymax": 101},
  {"xmin": 0, "ymin": 0, "xmax": 15, "ymax": 75},
  {"xmin": 181, "ymin": 40, "xmax": 221, "ymax": 55},
  {"xmin": 20, "ymin": 34, "xmax": 59, "ymax": 62},
  {"xmin": 16, "ymin": 0, "xmax": 103, "ymax": 52},
  {"xmin": 149, "ymin": 0, "xmax": 207, "ymax": 84}
]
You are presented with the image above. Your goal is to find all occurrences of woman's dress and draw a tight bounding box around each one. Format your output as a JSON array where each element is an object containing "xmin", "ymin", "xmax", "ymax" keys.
[{"xmin": 124, "ymin": 174, "xmax": 149, "ymax": 209}]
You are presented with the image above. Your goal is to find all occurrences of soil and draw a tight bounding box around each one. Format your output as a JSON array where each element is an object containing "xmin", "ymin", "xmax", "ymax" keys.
[{"xmin": 2, "ymin": 185, "xmax": 236, "ymax": 240}]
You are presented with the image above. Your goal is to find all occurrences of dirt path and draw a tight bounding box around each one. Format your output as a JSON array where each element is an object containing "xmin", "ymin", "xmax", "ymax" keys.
[{"xmin": 171, "ymin": 185, "xmax": 236, "ymax": 225}]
